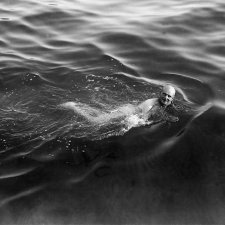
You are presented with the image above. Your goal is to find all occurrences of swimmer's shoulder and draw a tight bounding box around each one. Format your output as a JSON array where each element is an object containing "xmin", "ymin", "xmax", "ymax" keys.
[
  {"xmin": 138, "ymin": 98, "xmax": 158, "ymax": 113},
  {"xmin": 138, "ymin": 98, "xmax": 158, "ymax": 108}
]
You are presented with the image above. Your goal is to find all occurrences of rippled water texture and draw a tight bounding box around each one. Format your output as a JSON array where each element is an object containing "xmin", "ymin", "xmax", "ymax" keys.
[{"xmin": 1, "ymin": 0, "xmax": 225, "ymax": 224}]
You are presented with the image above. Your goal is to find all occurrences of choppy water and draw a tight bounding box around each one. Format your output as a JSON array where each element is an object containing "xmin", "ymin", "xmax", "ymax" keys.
[{"xmin": 1, "ymin": 0, "xmax": 225, "ymax": 224}]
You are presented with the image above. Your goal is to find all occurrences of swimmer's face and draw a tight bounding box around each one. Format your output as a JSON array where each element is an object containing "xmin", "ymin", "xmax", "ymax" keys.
[{"xmin": 160, "ymin": 85, "xmax": 175, "ymax": 106}]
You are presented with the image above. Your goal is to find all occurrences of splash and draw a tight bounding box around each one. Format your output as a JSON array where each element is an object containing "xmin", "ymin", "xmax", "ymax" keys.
[{"xmin": 0, "ymin": 71, "xmax": 201, "ymax": 155}]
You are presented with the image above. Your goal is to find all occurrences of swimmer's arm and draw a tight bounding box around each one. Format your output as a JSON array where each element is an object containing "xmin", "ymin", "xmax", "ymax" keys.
[{"xmin": 165, "ymin": 105, "xmax": 179, "ymax": 122}]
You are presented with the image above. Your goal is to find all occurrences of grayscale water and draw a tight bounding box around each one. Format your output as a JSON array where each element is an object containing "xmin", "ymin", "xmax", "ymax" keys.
[{"xmin": 0, "ymin": 0, "xmax": 225, "ymax": 224}]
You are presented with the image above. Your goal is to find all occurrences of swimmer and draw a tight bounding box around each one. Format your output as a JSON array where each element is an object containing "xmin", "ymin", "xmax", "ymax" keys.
[
  {"xmin": 138, "ymin": 84, "xmax": 178, "ymax": 122},
  {"xmin": 60, "ymin": 84, "xmax": 178, "ymax": 124}
]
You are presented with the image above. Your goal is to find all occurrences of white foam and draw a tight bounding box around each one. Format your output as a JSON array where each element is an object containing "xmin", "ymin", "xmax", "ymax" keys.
[{"xmin": 126, "ymin": 114, "xmax": 146, "ymax": 129}]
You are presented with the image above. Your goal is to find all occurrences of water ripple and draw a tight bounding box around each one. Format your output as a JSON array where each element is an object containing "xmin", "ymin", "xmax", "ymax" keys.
[
  {"xmin": 0, "ymin": 185, "xmax": 46, "ymax": 208},
  {"xmin": 1, "ymin": 0, "xmax": 225, "ymax": 223},
  {"xmin": 0, "ymin": 167, "xmax": 36, "ymax": 179}
]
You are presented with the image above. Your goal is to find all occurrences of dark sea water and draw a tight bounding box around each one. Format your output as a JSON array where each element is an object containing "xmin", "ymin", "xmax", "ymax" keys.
[{"xmin": 1, "ymin": 0, "xmax": 225, "ymax": 224}]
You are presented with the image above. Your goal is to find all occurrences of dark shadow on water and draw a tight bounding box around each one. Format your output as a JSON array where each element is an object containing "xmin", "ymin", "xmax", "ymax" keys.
[{"xmin": 1, "ymin": 105, "xmax": 225, "ymax": 224}]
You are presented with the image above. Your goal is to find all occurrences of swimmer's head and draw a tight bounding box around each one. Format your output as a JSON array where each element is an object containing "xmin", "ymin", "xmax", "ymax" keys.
[{"xmin": 160, "ymin": 84, "xmax": 176, "ymax": 106}]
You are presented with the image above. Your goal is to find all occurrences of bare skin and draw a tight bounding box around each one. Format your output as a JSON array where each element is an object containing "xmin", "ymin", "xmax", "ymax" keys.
[{"xmin": 60, "ymin": 85, "xmax": 178, "ymax": 124}]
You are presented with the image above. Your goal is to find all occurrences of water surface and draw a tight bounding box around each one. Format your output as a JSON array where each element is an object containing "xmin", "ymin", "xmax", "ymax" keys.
[{"xmin": 1, "ymin": 0, "xmax": 225, "ymax": 224}]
